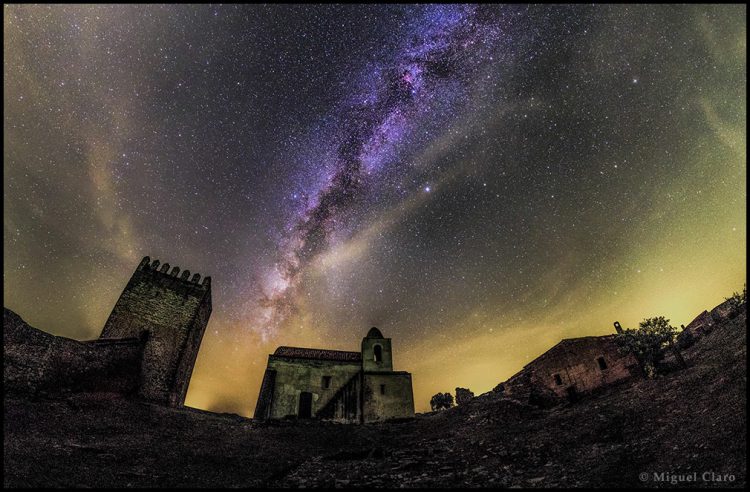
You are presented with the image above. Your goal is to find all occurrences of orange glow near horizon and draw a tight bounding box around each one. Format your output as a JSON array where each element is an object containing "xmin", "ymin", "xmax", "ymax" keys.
[{"xmin": 4, "ymin": 5, "xmax": 746, "ymax": 418}]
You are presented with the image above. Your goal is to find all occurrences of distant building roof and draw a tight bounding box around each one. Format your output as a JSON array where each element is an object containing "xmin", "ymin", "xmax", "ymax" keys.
[
  {"xmin": 524, "ymin": 335, "xmax": 617, "ymax": 368},
  {"xmin": 273, "ymin": 346, "xmax": 362, "ymax": 362},
  {"xmin": 685, "ymin": 310, "xmax": 712, "ymax": 333}
]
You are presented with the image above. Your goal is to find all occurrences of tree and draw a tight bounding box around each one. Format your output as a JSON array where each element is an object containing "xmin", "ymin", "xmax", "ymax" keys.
[
  {"xmin": 455, "ymin": 387, "xmax": 474, "ymax": 406},
  {"xmin": 430, "ymin": 392, "xmax": 454, "ymax": 411},
  {"xmin": 615, "ymin": 316, "xmax": 685, "ymax": 376}
]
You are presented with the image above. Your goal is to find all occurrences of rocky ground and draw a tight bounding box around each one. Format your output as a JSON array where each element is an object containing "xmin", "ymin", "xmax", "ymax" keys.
[{"xmin": 4, "ymin": 312, "xmax": 746, "ymax": 488}]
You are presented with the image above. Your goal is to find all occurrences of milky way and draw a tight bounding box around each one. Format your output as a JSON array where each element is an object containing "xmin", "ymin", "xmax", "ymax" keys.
[
  {"xmin": 256, "ymin": 5, "xmax": 532, "ymax": 338},
  {"xmin": 4, "ymin": 4, "xmax": 746, "ymax": 415}
]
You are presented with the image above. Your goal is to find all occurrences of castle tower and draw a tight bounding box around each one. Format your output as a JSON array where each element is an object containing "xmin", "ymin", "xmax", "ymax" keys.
[
  {"xmin": 361, "ymin": 326, "xmax": 393, "ymax": 372},
  {"xmin": 100, "ymin": 256, "xmax": 212, "ymax": 407}
]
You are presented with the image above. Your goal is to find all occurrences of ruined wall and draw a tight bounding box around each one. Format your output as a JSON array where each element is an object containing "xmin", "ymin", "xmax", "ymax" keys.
[
  {"xmin": 169, "ymin": 294, "xmax": 211, "ymax": 407},
  {"xmin": 501, "ymin": 336, "xmax": 640, "ymax": 401},
  {"xmin": 526, "ymin": 337, "xmax": 639, "ymax": 397},
  {"xmin": 682, "ymin": 298, "xmax": 745, "ymax": 341},
  {"xmin": 4, "ymin": 308, "xmax": 143, "ymax": 396},
  {"xmin": 710, "ymin": 298, "xmax": 741, "ymax": 321},
  {"xmin": 362, "ymin": 372, "xmax": 414, "ymax": 423},
  {"xmin": 684, "ymin": 310, "xmax": 714, "ymax": 337},
  {"xmin": 100, "ymin": 256, "xmax": 211, "ymax": 407},
  {"xmin": 263, "ymin": 356, "xmax": 361, "ymax": 419}
]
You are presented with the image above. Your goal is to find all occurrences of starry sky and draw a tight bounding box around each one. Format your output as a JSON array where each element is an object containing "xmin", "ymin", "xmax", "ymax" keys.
[{"xmin": 4, "ymin": 4, "xmax": 746, "ymax": 415}]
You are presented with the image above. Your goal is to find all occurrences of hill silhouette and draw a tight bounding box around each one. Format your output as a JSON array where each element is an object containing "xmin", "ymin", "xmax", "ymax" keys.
[{"xmin": 3, "ymin": 309, "xmax": 746, "ymax": 487}]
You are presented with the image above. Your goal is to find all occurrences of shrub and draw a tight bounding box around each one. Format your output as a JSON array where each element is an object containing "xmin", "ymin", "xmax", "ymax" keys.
[
  {"xmin": 615, "ymin": 316, "xmax": 681, "ymax": 376},
  {"xmin": 725, "ymin": 284, "xmax": 747, "ymax": 318},
  {"xmin": 455, "ymin": 387, "xmax": 474, "ymax": 406},
  {"xmin": 430, "ymin": 392, "xmax": 454, "ymax": 411}
]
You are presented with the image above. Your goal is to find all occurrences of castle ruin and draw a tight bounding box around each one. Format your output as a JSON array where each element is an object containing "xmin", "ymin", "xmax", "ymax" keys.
[
  {"xmin": 4, "ymin": 256, "xmax": 211, "ymax": 408},
  {"xmin": 100, "ymin": 256, "xmax": 211, "ymax": 406},
  {"xmin": 497, "ymin": 335, "xmax": 641, "ymax": 403}
]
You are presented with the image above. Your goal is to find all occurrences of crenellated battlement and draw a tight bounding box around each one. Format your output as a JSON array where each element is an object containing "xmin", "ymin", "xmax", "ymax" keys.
[
  {"xmin": 101, "ymin": 256, "xmax": 213, "ymax": 407},
  {"xmin": 137, "ymin": 256, "xmax": 211, "ymax": 289}
]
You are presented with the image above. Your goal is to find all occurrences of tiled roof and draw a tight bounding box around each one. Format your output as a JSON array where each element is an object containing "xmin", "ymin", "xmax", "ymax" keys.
[{"xmin": 273, "ymin": 346, "xmax": 362, "ymax": 362}]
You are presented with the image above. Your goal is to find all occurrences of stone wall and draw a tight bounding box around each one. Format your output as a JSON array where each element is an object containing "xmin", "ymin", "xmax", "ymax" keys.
[
  {"xmin": 682, "ymin": 298, "xmax": 745, "ymax": 341},
  {"xmin": 362, "ymin": 372, "xmax": 414, "ymax": 422},
  {"xmin": 503, "ymin": 336, "xmax": 640, "ymax": 401},
  {"xmin": 100, "ymin": 256, "xmax": 211, "ymax": 407},
  {"xmin": 254, "ymin": 369, "xmax": 277, "ymax": 419},
  {"xmin": 263, "ymin": 355, "xmax": 361, "ymax": 419},
  {"xmin": 4, "ymin": 308, "xmax": 144, "ymax": 397},
  {"xmin": 531, "ymin": 336, "xmax": 639, "ymax": 397},
  {"xmin": 684, "ymin": 310, "xmax": 714, "ymax": 337},
  {"xmin": 710, "ymin": 298, "xmax": 740, "ymax": 321},
  {"xmin": 317, "ymin": 371, "xmax": 361, "ymax": 423}
]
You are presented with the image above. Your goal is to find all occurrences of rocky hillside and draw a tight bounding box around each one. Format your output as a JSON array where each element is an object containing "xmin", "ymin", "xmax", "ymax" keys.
[{"xmin": 4, "ymin": 310, "xmax": 746, "ymax": 488}]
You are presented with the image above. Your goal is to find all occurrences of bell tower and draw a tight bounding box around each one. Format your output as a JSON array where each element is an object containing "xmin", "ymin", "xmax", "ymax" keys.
[{"xmin": 361, "ymin": 327, "xmax": 393, "ymax": 372}]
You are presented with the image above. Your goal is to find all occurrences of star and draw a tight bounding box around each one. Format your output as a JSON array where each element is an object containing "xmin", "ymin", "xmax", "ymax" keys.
[{"xmin": 3, "ymin": 3, "xmax": 745, "ymax": 417}]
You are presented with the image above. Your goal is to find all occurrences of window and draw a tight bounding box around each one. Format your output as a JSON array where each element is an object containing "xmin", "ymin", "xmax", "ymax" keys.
[
  {"xmin": 380, "ymin": 384, "xmax": 386, "ymax": 395},
  {"xmin": 553, "ymin": 374, "xmax": 563, "ymax": 385},
  {"xmin": 373, "ymin": 344, "xmax": 382, "ymax": 362},
  {"xmin": 322, "ymin": 376, "xmax": 331, "ymax": 389},
  {"xmin": 597, "ymin": 357, "xmax": 608, "ymax": 370}
]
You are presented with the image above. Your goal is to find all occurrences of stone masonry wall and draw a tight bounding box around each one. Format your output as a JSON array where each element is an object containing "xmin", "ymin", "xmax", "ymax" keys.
[
  {"xmin": 362, "ymin": 372, "xmax": 414, "ymax": 423},
  {"xmin": 501, "ymin": 336, "xmax": 640, "ymax": 402},
  {"xmin": 361, "ymin": 337, "xmax": 393, "ymax": 373},
  {"xmin": 527, "ymin": 337, "xmax": 639, "ymax": 397},
  {"xmin": 265, "ymin": 356, "xmax": 361, "ymax": 419},
  {"xmin": 684, "ymin": 310, "xmax": 714, "ymax": 337},
  {"xmin": 100, "ymin": 257, "xmax": 211, "ymax": 407},
  {"xmin": 4, "ymin": 308, "xmax": 143, "ymax": 397}
]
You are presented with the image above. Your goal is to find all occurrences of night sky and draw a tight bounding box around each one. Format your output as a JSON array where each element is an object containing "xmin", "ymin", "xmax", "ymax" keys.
[{"xmin": 4, "ymin": 4, "xmax": 746, "ymax": 415}]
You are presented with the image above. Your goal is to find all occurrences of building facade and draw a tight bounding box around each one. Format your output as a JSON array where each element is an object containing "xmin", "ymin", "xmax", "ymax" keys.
[
  {"xmin": 254, "ymin": 327, "xmax": 414, "ymax": 423},
  {"xmin": 499, "ymin": 335, "xmax": 641, "ymax": 401}
]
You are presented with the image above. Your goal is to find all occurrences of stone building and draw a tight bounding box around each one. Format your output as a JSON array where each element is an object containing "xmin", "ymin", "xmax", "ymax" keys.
[
  {"xmin": 682, "ymin": 310, "xmax": 714, "ymax": 338},
  {"xmin": 682, "ymin": 297, "xmax": 742, "ymax": 339},
  {"xmin": 499, "ymin": 335, "xmax": 640, "ymax": 401},
  {"xmin": 100, "ymin": 256, "xmax": 211, "ymax": 407},
  {"xmin": 254, "ymin": 327, "xmax": 414, "ymax": 423},
  {"xmin": 4, "ymin": 256, "xmax": 212, "ymax": 408}
]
